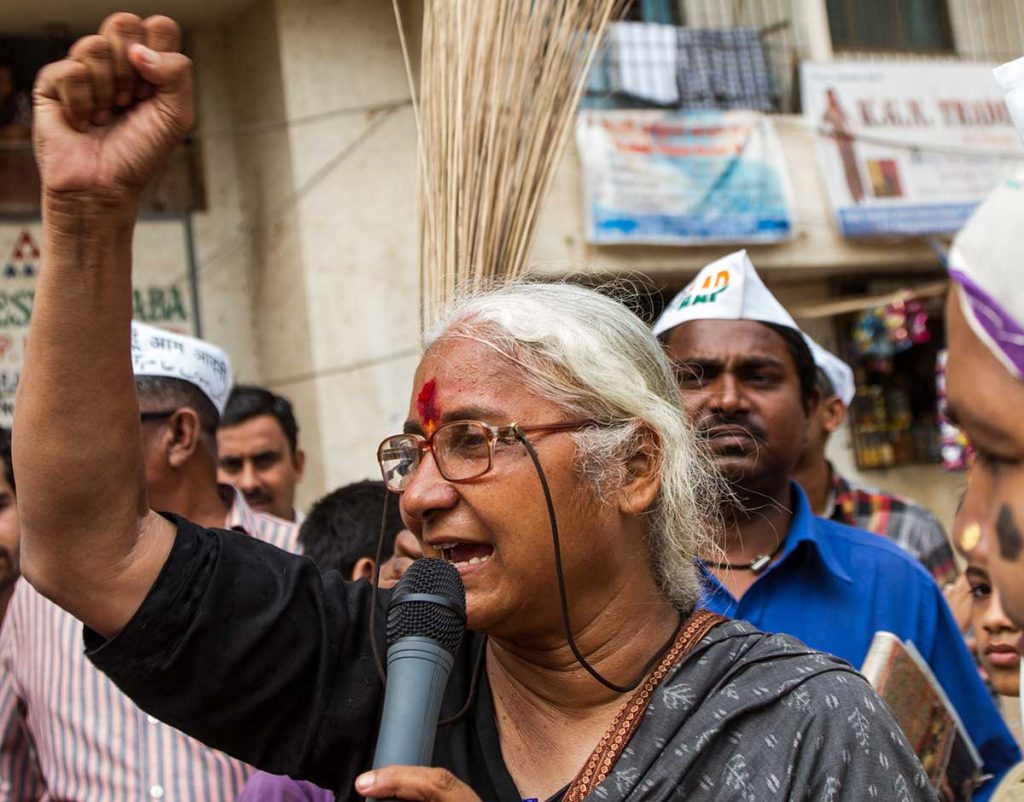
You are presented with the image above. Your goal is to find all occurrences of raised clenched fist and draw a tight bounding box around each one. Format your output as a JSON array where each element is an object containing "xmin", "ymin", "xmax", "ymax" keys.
[{"xmin": 33, "ymin": 13, "xmax": 193, "ymax": 206}]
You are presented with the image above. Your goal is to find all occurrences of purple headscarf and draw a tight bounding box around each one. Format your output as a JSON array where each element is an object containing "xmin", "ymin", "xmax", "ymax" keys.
[{"xmin": 948, "ymin": 170, "xmax": 1024, "ymax": 381}]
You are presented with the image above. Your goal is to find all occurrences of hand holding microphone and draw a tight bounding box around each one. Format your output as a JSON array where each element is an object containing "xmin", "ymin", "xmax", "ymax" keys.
[{"xmin": 359, "ymin": 558, "xmax": 481, "ymax": 801}]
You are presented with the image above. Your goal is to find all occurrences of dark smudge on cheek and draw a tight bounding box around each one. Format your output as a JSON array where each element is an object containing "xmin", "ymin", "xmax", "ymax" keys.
[{"xmin": 996, "ymin": 505, "xmax": 1024, "ymax": 561}]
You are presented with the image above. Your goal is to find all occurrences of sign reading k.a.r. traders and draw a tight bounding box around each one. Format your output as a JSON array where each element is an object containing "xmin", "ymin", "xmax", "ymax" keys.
[{"xmin": 801, "ymin": 61, "xmax": 1024, "ymax": 238}]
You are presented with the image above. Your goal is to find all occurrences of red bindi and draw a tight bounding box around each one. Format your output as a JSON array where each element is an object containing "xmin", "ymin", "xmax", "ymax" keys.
[{"xmin": 416, "ymin": 379, "xmax": 441, "ymax": 436}]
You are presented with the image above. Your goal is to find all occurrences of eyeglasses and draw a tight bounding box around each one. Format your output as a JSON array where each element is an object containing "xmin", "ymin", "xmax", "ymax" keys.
[
  {"xmin": 377, "ymin": 419, "xmax": 597, "ymax": 493},
  {"xmin": 140, "ymin": 410, "xmax": 178, "ymax": 422}
]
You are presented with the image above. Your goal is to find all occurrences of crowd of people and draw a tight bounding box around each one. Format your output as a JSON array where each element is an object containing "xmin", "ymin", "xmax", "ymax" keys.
[{"xmin": 0, "ymin": 10, "xmax": 1023, "ymax": 802}]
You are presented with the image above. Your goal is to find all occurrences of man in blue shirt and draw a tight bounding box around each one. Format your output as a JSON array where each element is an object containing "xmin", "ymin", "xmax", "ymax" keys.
[{"xmin": 654, "ymin": 251, "xmax": 1019, "ymax": 799}]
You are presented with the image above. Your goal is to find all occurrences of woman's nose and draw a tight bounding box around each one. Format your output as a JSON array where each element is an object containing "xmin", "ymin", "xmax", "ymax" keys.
[{"xmin": 399, "ymin": 448, "xmax": 459, "ymax": 526}]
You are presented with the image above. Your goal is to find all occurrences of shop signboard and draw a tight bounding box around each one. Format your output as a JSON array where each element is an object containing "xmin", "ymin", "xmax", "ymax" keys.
[
  {"xmin": 801, "ymin": 61, "xmax": 1024, "ymax": 238},
  {"xmin": 576, "ymin": 109, "xmax": 793, "ymax": 245},
  {"xmin": 0, "ymin": 219, "xmax": 196, "ymax": 424}
]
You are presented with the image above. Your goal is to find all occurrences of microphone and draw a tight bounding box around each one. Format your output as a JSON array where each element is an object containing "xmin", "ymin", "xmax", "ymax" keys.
[{"xmin": 371, "ymin": 557, "xmax": 466, "ymax": 770}]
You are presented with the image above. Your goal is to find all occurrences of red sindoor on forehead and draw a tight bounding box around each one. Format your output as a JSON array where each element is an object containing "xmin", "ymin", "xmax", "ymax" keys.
[{"xmin": 416, "ymin": 379, "xmax": 441, "ymax": 436}]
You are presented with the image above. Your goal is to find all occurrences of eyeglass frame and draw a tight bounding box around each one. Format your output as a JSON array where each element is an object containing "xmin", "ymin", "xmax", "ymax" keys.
[
  {"xmin": 140, "ymin": 409, "xmax": 180, "ymax": 422},
  {"xmin": 376, "ymin": 418, "xmax": 598, "ymax": 492}
]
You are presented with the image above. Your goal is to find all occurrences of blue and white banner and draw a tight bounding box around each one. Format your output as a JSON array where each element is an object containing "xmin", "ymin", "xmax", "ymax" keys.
[
  {"xmin": 576, "ymin": 109, "xmax": 793, "ymax": 245},
  {"xmin": 801, "ymin": 61, "xmax": 1024, "ymax": 238}
]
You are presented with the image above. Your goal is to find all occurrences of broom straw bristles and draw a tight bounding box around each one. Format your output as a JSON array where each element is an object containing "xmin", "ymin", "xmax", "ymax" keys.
[{"xmin": 407, "ymin": 0, "xmax": 631, "ymax": 332}]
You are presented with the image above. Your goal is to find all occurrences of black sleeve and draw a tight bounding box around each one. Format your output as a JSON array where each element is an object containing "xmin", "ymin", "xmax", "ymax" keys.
[{"xmin": 85, "ymin": 514, "xmax": 387, "ymax": 791}]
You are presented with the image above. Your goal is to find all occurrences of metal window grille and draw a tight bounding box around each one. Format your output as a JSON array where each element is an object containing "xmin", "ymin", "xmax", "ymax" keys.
[
  {"xmin": 826, "ymin": 0, "xmax": 955, "ymax": 54},
  {"xmin": 676, "ymin": 0, "xmax": 1024, "ymax": 111},
  {"xmin": 589, "ymin": 21, "xmax": 779, "ymax": 110}
]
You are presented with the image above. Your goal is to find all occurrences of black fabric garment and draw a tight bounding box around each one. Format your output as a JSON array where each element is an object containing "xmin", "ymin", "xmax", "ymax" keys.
[
  {"xmin": 85, "ymin": 515, "xmax": 522, "ymax": 798},
  {"xmin": 85, "ymin": 515, "xmax": 936, "ymax": 801}
]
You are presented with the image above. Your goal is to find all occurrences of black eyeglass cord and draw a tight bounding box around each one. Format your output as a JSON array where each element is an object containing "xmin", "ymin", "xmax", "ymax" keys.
[
  {"xmin": 368, "ymin": 497, "xmax": 390, "ymax": 686},
  {"xmin": 515, "ymin": 430, "xmax": 682, "ymax": 694}
]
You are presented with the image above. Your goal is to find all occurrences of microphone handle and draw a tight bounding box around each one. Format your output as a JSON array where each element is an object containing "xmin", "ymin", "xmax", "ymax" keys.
[{"xmin": 371, "ymin": 636, "xmax": 455, "ymax": 770}]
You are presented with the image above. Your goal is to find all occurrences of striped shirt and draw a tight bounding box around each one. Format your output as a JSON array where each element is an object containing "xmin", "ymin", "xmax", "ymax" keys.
[{"xmin": 0, "ymin": 491, "xmax": 299, "ymax": 802}]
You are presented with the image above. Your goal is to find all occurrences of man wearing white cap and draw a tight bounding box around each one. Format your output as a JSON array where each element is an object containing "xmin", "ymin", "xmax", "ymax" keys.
[
  {"xmin": 0, "ymin": 323, "xmax": 300, "ymax": 800},
  {"xmin": 793, "ymin": 339, "xmax": 957, "ymax": 586},
  {"xmin": 655, "ymin": 250, "xmax": 1018, "ymax": 797}
]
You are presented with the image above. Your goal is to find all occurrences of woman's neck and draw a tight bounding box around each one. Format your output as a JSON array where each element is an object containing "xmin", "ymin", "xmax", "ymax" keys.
[
  {"xmin": 485, "ymin": 587, "xmax": 681, "ymax": 799},
  {"xmin": 488, "ymin": 595, "xmax": 679, "ymax": 708}
]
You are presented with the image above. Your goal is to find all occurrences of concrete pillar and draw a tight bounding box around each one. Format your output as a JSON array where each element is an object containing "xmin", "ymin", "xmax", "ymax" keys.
[
  {"xmin": 798, "ymin": 0, "xmax": 833, "ymax": 62},
  {"xmin": 215, "ymin": 0, "xmax": 423, "ymax": 506}
]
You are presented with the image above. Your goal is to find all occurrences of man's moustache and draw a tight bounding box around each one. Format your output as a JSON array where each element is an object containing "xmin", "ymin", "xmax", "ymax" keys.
[
  {"xmin": 243, "ymin": 490, "xmax": 274, "ymax": 504},
  {"xmin": 696, "ymin": 418, "xmax": 766, "ymax": 443}
]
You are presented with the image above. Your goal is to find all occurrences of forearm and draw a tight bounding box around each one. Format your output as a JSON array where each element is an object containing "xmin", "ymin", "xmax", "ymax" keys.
[
  {"xmin": 16, "ymin": 15, "xmax": 196, "ymax": 634},
  {"xmin": 15, "ymin": 192, "xmax": 164, "ymax": 630}
]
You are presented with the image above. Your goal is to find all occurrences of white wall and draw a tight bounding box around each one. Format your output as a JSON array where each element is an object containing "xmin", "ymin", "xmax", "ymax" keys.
[
  {"xmin": 187, "ymin": 0, "xmax": 423, "ymax": 509},
  {"xmin": 187, "ymin": 27, "xmax": 262, "ymax": 380}
]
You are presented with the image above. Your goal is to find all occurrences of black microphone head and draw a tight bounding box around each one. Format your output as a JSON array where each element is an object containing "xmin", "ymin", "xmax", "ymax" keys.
[{"xmin": 386, "ymin": 558, "xmax": 466, "ymax": 657}]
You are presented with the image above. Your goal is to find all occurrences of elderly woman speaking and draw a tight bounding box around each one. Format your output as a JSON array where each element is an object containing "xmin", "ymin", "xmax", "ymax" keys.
[{"xmin": 17, "ymin": 14, "xmax": 934, "ymax": 802}]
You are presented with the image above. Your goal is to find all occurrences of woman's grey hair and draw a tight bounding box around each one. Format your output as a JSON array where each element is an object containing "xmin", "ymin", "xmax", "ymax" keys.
[{"xmin": 424, "ymin": 282, "xmax": 722, "ymax": 611}]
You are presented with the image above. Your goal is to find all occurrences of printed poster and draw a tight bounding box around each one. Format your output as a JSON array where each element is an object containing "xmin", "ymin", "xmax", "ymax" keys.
[
  {"xmin": 802, "ymin": 61, "xmax": 1024, "ymax": 238},
  {"xmin": 0, "ymin": 220, "xmax": 196, "ymax": 424},
  {"xmin": 576, "ymin": 109, "xmax": 794, "ymax": 245}
]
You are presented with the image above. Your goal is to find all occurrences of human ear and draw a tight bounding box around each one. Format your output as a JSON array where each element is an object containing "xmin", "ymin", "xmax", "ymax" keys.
[
  {"xmin": 294, "ymin": 448, "xmax": 306, "ymax": 479},
  {"xmin": 166, "ymin": 408, "xmax": 201, "ymax": 468},
  {"xmin": 618, "ymin": 425, "xmax": 662, "ymax": 516},
  {"xmin": 349, "ymin": 557, "xmax": 376, "ymax": 582},
  {"xmin": 822, "ymin": 397, "xmax": 847, "ymax": 433}
]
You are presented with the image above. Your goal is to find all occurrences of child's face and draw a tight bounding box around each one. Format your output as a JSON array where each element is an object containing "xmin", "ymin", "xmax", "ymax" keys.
[{"xmin": 966, "ymin": 560, "xmax": 1022, "ymax": 697}]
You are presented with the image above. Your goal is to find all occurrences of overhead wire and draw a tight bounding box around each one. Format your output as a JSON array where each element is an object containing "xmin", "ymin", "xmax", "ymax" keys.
[
  {"xmin": 0, "ymin": 97, "xmax": 412, "ymax": 150},
  {"xmin": 263, "ymin": 346, "xmax": 420, "ymax": 390}
]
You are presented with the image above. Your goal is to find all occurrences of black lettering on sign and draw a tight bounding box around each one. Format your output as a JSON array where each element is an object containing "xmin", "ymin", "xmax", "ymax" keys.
[
  {"xmin": 148, "ymin": 336, "xmax": 186, "ymax": 354},
  {"xmin": 996, "ymin": 504, "xmax": 1024, "ymax": 562}
]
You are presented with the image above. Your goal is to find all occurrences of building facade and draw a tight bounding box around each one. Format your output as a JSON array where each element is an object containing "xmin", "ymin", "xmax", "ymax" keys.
[{"xmin": 0, "ymin": 0, "xmax": 1020, "ymax": 521}]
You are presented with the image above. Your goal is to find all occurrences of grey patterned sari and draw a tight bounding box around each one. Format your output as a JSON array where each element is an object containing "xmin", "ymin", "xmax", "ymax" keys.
[{"xmin": 588, "ymin": 619, "xmax": 937, "ymax": 801}]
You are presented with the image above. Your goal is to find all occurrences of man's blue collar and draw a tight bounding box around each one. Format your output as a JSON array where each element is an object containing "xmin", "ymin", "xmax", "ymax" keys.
[
  {"xmin": 699, "ymin": 483, "xmax": 853, "ymax": 586},
  {"xmin": 780, "ymin": 483, "xmax": 853, "ymax": 584}
]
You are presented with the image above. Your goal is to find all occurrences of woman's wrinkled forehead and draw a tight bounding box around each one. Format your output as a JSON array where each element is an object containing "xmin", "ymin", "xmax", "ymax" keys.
[
  {"xmin": 946, "ymin": 293, "xmax": 1024, "ymax": 449},
  {"xmin": 407, "ymin": 338, "xmax": 555, "ymax": 431}
]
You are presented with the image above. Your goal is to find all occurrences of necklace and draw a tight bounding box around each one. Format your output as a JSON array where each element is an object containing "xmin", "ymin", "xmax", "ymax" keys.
[{"xmin": 704, "ymin": 538, "xmax": 785, "ymax": 574}]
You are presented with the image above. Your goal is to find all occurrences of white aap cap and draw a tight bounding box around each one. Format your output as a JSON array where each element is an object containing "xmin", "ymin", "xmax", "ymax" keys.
[
  {"xmin": 804, "ymin": 336, "xmax": 856, "ymax": 406},
  {"xmin": 654, "ymin": 250, "xmax": 858, "ymax": 403},
  {"xmin": 131, "ymin": 321, "xmax": 233, "ymax": 416},
  {"xmin": 653, "ymin": 250, "xmax": 799, "ymax": 338}
]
